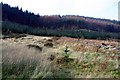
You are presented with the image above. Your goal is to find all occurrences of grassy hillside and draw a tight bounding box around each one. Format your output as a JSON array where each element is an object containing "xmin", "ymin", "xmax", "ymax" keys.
[
  {"xmin": 1, "ymin": 20, "xmax": 120, "ymax": 79},
  {"xmin": 2, "ymin": 21, "xmax": 120, "ymax": 40},
  {"xmin": 2, "ymin": 34, "xmax": 120, "ymax": 79},
  {"xmin": 1, "ymin": 2, "xmax": 120, "ymax": 80}
]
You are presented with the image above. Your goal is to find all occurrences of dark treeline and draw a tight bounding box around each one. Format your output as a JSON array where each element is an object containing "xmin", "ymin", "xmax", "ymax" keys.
[
  {"xmin": 2, "ymin": 21, "xmax": 120, "ymax": 39},
  {"xmin": 1, "ymin": 2, "xmax": 120, "ymax": 33}
]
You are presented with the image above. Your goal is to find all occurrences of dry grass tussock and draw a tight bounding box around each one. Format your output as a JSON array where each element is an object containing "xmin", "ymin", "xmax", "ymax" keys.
[{"xmin": 2, "ymin": 44, "xmax": 55, "ymax": 78}]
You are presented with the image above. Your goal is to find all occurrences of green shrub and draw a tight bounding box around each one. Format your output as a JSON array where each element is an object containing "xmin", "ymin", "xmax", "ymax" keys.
[{"xmin": 62, "ymin": 46, "xmax": 71, "ymax": 62}]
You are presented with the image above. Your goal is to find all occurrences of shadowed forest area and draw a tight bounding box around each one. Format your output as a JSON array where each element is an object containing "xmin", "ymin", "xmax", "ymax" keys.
[{"xmin": 1, "ymin": 3, "xmax": 120, "ymax": 40}]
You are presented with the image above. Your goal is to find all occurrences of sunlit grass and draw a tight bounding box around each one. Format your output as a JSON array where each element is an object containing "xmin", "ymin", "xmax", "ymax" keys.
[{"xmin": 2, "ymin": 35, "xmax": 120, "ymax": 79}]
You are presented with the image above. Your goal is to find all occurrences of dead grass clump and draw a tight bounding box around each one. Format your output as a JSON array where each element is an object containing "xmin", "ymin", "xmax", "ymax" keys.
[
  {"xmin": 46, "ymin": 39, "xmax": 53, "ymax": 43},
  {"xmin": 72, "ymin": 44, "xmax": 86, "ymax": 52},
  {"xmin": 87, "ymin": 46, "xmax": 101, "ymax": 52},
  {"xmin": 27, "ymin": 44, "xmax": 43, "ymax": 52},
  {"xmin": 56, "ymin": 57, "xmax": 74, "ymax": 64},
  {"xmin": 47, "ymin": 54, "xmax": 56, "ymax": 61},
  {"xmin": 56, "ymin": 57, "xmax": 65, "ymax": 64},
  {"xmin": 52, "ymin": 37, "xmax": 61, "ymax": 41},
  {"xmin": 44, "ymin": 42, "xmax": 53, "ymax": 47}
]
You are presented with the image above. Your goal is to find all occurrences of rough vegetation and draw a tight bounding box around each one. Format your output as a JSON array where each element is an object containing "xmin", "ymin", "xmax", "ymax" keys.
[
  {"xmin": 2, "ymin": 34, "xmax": 120, "ymax": 79},
  {"xmin": 1, "ymin": 2, "xmax": 120, "ymax": 79}
]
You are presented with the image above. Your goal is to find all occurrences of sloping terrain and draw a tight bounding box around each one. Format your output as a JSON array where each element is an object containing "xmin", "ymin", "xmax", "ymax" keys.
[
  {"xmin": 2, "ymin": 34, "xmax": 120, "ymax": 78},
  {"xmin": 1, "ymin": 3, "xmax": 120, "ymax": 33}
]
